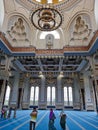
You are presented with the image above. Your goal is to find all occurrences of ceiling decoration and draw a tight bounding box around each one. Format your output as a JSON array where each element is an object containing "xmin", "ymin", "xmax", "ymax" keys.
[
  {"xmin": 31, "ymin": 6, "xmax": 63, "ymax": 31},
  {"xmin": 30, "ymin": 0, "xmax": 63, "ymax": 31},
  {"xmin": 28, "ymin": 0, "xmax": 65, "ymax": 5},
  {"xmin": 11, "ymin": 55, "xmax": 88, "ymax": 78},
  {"xmin": 16, "ymin": 0, "xmax": 81, "ymax": 10}
]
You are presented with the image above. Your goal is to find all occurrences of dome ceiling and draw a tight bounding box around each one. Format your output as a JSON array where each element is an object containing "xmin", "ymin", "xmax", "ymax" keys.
[
  {"xmin": 16, "ymin": 0, "xmax": 81, "ymax": 10},
  {"xmin": 28, "ymin": 0, "xmax": 65, "ymax": 4},
  {"xmin": 27, "ymin": 0, "xmax": 80, "ymax": 6}
]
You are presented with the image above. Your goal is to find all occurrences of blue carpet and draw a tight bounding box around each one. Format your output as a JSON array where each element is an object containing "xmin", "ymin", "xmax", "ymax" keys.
[{"xmin": 0, "ymin": 110, "xmax": 98, "ymax": 130}]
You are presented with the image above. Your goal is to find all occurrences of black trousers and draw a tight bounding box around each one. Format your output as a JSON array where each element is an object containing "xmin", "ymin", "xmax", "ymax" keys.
[{"xmin": 30, "ymin": 121, "xmax": 36, "ymax": 130}]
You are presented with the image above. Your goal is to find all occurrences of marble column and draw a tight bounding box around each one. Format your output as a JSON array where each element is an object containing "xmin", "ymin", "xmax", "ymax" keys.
[
  {"xmin": 87, "ymin": 56, "xmax": 98, "ymax": 109},
  {"xmin": 38, "ymin": 75, "xmax": 46, "ymax": 109},
  {"xmin": 89, "ymin": 77, "xmax": 96, "ymax": 110},
  {"xmin": 83, "ymin": 71, "xmax": 94, "ymax": 111},
  {"xmin": 22, "ymin": 77, "xmax": 30, "ymax": 109},
  {"xmin": 9, "ymin": 72, "xmax": 20, "ymax": 108},
  {"xmin": 73, "ymin": 73, "xmax": 81, "ymax": 110},
  {"xmin": 56, "ymin": 75, "xmax": 64, "ymax": 109},
  {"xmin": 0, "ymin": 79, "xmax": 7, "ymax": 111}
]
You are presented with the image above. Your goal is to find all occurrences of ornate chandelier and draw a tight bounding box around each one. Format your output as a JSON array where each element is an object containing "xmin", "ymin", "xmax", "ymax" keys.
[{"xmin": 31, "ymin": 5, "xmax": 63, "ymax": 31}]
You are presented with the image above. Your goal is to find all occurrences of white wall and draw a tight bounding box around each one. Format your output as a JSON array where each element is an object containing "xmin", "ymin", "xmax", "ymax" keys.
[
  {"xmin": 95, "ymin": 0, "xmax": 98, "ymax": 29},
  {"xmin": 0, "ymin": 0, "xmax": 4, "ymax": 30}
]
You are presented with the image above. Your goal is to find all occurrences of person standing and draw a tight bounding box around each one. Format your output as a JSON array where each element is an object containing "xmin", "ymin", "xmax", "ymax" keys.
[
  {"xmin": 60, "ymin": 110, "xmax": 67, "ymax": 130},
  {"xmin": 30, "ymin": 107, "xmax": 38, "ymax": 130},
  {"xmin": 48, "ymin": 108, "xmax": 56, "ymax": 130},
  {"xmin": 13, "ymin": 107, "xmax": 17, "ymax": 118},
  {"xmin": 7, "ymin": 107, "xmax": 12, "ymax": 118},
  {"xmin": 1, "ymin": 107, "xmax": 5, "ymax": 118},
  {"xmin": 3, "ymin": 106, "xmax": 7, "ymax": 118}
]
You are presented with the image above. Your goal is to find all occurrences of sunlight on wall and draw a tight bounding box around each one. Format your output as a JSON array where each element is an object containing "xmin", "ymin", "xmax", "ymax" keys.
[
  {"xmin": 40, "ymin": 30, "xmax": 60, "ymax": 39},
  {"xmin": 4, "ymin": 86, "xmax": 10, "ymax": 106},
  {"xmin": 0, "ymin": 0, "xmax": 4, "ymax": 28},
  {"xmin": 94, "ymin": 0, "xmax": 98, "ymax": 28}
]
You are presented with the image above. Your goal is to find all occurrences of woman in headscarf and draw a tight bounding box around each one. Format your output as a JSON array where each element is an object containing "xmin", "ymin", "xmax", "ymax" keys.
[
  {"xmin": 48, "ymin": 108, "xmax": 56, "ymax": 130},
  {"xmin": 60, "ymin": 110, "xmax": 67, "ymax": 130}
]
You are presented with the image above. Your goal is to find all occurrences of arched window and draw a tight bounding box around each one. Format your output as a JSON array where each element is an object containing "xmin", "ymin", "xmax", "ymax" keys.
[
  {"xmin": 47, "ymin": 86, "xmax": 51, "ymax": 105},
  {"xmin": 47, "ymin": 86, "xmax": 56, "ymax": 106},
  {"xmin": 52, "ymin": 87, "xmax": 55, "ymax": 105},
  {"xmin": 4, "ymin": 85, "xmax": 11, "ymax": 106},
  {"xmin": 68, "ymin": 87, "xmax": 73, "ymax": 106},
  {"xmin": 64, "ymin": 86, "xmax": 73, "ymax": 106},
  {"xmin": 35, "ymin": 86, "xmax": 39, "ymax": 105},
  {"xmin": 64, "ymin": 87, "xmax": 68, "ymax": 106},
  {"xmin": 30, "ymin": 86, "xmax": 34, "ymax": 105},
  {"xmin": 30, "ymin": 86, "xmax": 39, "ymax": 106}
]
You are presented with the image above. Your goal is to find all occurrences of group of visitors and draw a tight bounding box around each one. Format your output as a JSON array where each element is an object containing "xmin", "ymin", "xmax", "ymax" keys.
[
  {"xmin": 30, "ymin": 108, "xmax": 67, "ymax": 130},
  {"xmin": 1, "ymin": 106, "xmax": 7, "ymax": 118},
  {"xmin": 1, "ymin": 106, "xmax": 17, "ymax": 119},
  {"xmin": 48, "ymin": 108, "xmax": 67, "ymax": 130}
]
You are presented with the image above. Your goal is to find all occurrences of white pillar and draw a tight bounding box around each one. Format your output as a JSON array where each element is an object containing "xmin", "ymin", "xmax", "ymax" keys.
[
  {"xmin": 9, "ymin": 72, "xmax": 20, "ymax": 108},
  {"xmin": 22, "ymin": 77, "xmax": 30, "ymax": 109},
  {"xmin": 41, "ymin": 76, "xmax": 45, "ymax": 102},
  {"xmin": 56, "ymin": 75, "xmax": 64, "ymax": 109},
  {"xmin": 38, "ymin": 75, "xmax": 46, "ymax": 109},
  {"xmin": 73, "ymin": 73, "xmax": 81, "ymax": 110},
  {"xmin": 0, "ymin": 79, "xmax": 7, "ymax": 111},
  {"xmin": 83, "ymin": 71, "xmax": 94, "ymax": 111},
  {"xmin": 57, "ymin": 76, "xmax": 62, "ymax": 102}
]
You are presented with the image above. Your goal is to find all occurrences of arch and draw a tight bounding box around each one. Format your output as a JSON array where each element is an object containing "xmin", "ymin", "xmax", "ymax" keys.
[
  {"xmin": 67, "ymin": 11, "xmax": 95, "ymax": 33},
  {"xmin": 47, "ymin": 86, "xmax": 56, "ymax": 106},
  {"xmin": 68, "ymin": 86, "xmax": 73, "ymax": 106},
  {"xmin": 46, "ymin": 34, "xmax": 54, "ymax": 49},
  {"xmin": 30, "ymin": 86, "xmax": 39, "ymax": 106},
  {"xmin": 64, "ymin": 86, "xmax": 73, "ymax": 106},
  {"xmin": 6, "ymin": 13, "xmax": 33, "ymax": 47},
  {"xmin": 66, "ymin": 11, "xmax": 94, "ymax": 46},
  {"xmin": 64, "ymin": 86, "xmax": 68, "ymax": 106}
]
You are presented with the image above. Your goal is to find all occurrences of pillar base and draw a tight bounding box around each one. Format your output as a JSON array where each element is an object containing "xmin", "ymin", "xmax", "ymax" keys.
[
  {"xmin": 55, "ymin": 103, "xmax": 64, "ymax": 110},
  {"xmin": 10, "ymin": 101, "xmax": 17, "ymax": 108},
  {"xmin": 38, "ymin": 102, "xmax": 47, "ymax": 109},
  {"xmin": 73, "ymin": 102, "xmax": 81, "ymax": 110},
  {"xmin": 21, "ymin": 102, "xmax": 29, "ymax": 109},
  {"xmin": 86, "ymin": 103, "xmax": 94, "ymax": 111}
]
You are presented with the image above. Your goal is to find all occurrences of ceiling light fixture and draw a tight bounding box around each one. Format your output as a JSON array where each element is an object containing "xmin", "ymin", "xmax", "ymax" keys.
[{"xmin": 31, "ymin": 4, "xmax": 63, "ymax": 31}]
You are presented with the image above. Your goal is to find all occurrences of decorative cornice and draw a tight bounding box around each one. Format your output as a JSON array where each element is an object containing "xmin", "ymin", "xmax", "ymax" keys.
[{"xmin": 0, "ymin": 30, "xmax": 98, "ymax": 56}]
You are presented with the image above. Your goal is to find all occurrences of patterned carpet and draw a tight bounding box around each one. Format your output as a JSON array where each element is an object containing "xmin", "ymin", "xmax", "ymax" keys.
[{"xmin": 0, "ymin": 110, "xmax": 98, "ymax": 130}]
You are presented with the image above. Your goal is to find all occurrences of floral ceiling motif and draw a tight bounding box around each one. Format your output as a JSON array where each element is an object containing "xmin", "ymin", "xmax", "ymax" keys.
[{"xmin": 16, "ymin": 0, "xmax": 81, "ymax": 10}]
